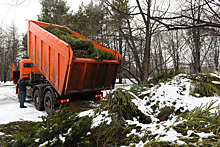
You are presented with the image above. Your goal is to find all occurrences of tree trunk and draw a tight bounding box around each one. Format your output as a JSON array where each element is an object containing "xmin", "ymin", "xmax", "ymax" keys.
[
  {"xmin": 118, "ymin": 27, "xmax": 123, "ymax": 83},
  {"xmin": 193, "ymin": 27, "xmax": 201, "ymax": 73},
  {"xmin": 4, "ymin": 76, "xmax": 6, "ymax": 83},
  {"xmin": 136, "ymin": 0, "xmax": 151, "ymax": 84}
]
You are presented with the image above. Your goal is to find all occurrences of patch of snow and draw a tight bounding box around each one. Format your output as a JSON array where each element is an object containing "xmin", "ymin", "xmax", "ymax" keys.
[
  {"xmin": 210, "ymin": 73, "xmax": 220, "ymax": 79},
  {"xmin": 35, "ymin": 138, "xmax": 40, "ymax": 143},
  {"xmin": 77, "ymin": 109, "xmax": 94, "ymax": 118},
  {"xmin": 0, "ymin": 132, "xmax": 4, "ymax": 135},
  {"xmin": 39, "ymin": 141, "xmax": 48, "ymax": 147},
  {"xmin": 91, "ymin": 111, "xmax": 112, "ymax": 128},
  {"xmin": 59, "ymin": 134, "xmax": 65, "ymax": 143},
  {"xmin": 0, "ymin": 81, "xmax": 46, "ymax": 124},
  {"xmin": 187, "ymin": 130, "xmax": 194, "ymax": 137},
  {"xmin": 159, "ymin": 128, "xmax": 186, "ymax": 145},
  {"xmin": 212, "ymin": 81, "xmax": 220, "ymax": 84},
  {"xmin": 64, "ymin": 128, "xmax": 72, "ymax": 136},
  {"xmin": 86, "ymin": 132, "xmax": 91, "ymax": 135},
  {"xmin": 195, "ymin": 132, "xmax": 214, "ymax": 138}
]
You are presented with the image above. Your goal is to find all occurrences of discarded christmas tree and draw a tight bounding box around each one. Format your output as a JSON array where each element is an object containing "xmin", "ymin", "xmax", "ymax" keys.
[{"xmin": 40, "ymin": 25, "xmax": 115, "ymax": 60}]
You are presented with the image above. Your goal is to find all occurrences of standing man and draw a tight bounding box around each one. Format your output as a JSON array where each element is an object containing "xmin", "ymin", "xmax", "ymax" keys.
[{"xmin": 18, "ymin": 77, "xmax": 32, "ymax": 108}]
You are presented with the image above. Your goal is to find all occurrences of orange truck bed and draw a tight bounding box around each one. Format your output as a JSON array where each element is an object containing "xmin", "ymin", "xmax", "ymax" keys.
[{"xmin": 28, "ymin": 20, "xmax": 121, "ymax": 96}]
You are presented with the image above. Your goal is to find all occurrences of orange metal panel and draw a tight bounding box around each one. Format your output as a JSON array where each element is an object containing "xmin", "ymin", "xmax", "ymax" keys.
[
  {"xmin": 28, "ymin": 20, "xmax": 72, "ymax": 95},
  {"xmin": 19, "ymin": 59, "xmax": 41, "ymax": 80},
  {"xmin": 27, "ymin": 20, "xmax": 121, "ymax": 96},
  {"xmin": 78, "ymin": 63, "xmax": 87, "ymax": 90},
  {"xmin": 65, "ymin": 59, "xmax": 120, "ymax": 94},
  {"xmin": 28, "ymin": 20, "xmax": 122, "ymax": 61}
]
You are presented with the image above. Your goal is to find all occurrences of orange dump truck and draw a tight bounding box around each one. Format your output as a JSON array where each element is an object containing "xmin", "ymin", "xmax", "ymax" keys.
[{"xmin": 11, "ymin": 20, "xmax": 121, "ymax": 114}]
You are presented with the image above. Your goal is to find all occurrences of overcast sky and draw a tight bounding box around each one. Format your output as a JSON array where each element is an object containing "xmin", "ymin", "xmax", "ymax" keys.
[{"xmin": 0, "ymin": 0, "xmax": 90, "ymax": 34}]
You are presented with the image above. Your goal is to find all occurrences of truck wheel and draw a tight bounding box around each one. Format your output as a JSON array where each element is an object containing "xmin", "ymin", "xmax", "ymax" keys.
[
  {"xmin": 44, "ymin": 91, "xmax": 54, "ymax": 115},
  {"xmin": 34, "ymin": 90, "xmax": 44, "ymax": 111}
]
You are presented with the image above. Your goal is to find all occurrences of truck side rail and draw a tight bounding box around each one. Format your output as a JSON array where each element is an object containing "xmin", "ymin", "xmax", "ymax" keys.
[{"xmin": 28, "ymin": 20, "xmax": 72, "ymax": 95}]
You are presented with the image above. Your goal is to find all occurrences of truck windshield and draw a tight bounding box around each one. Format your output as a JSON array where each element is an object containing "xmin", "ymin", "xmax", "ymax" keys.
[{"xmin": 24, "ymin": 63, "xmax": 33, "ymax": 68}]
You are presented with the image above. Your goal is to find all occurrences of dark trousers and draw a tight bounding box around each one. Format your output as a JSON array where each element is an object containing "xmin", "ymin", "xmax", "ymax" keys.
[{"xmin": 19, "ymin": 91, "xmax": 26, "ymax": 107}]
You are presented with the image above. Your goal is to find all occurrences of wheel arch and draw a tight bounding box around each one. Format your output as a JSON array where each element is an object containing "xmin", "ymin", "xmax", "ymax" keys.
[
  {"xmin": 32, "ymin": 84, "xmax": 50, "ymax": 101},
  {"xmin": 43, "ymin": 85, "xmax": 60, "ymax": 114},
  {"xmin": 43, "ymin": 85, "xmax": 60, "ymax": 104}
]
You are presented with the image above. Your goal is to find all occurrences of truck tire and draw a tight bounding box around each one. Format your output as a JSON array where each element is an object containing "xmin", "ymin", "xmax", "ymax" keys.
[
  {"xmin": 44, "ymin": 91, "xmax": 54, "ymax": 115},
  {"xmin": 34, "ymin": 90, "xmax": 44, "ymax": 111}
]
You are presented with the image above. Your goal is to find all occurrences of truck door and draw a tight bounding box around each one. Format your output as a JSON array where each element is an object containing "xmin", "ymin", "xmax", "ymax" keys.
[{"xmin": 11, "ymin": 63, "xmax": 20, "ymax": 84}]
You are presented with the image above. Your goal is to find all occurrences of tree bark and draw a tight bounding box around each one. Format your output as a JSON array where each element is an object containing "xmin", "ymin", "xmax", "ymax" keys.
[{"xmin": 136, "ymin": 0, "xmax": 151, "ymax": 84}]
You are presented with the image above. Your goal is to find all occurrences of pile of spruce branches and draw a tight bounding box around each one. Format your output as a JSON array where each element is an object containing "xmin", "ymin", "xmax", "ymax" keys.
[
  {"xmin": 188, "ymin": 72, "xmax": 220, "ymax": 97},
  {"xmin": 2, "ymin": 110, "xmax": 93, "ymax": 147},
  {"xmin": 2, "ymin": 71, "xmax": 220, "ymax": 146},
  {"xmin": 40, "ymin": 25, "xmax": 115, "ymax": 60},
  {"xmin": 172, "ymin": 101, "xmax": 220, "ymax": 146}
]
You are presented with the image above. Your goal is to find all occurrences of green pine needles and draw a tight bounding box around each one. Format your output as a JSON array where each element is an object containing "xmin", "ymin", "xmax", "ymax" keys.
[
  {"xmin": 91, "ymin": 88, "xmax": 152, "ymax": 146},
  {"xmin": 172, "ymin": 101, "xmax": 220, "ymax": 146},
  {"xmin": 3, "ymin": 109, "xmax": 93, "ymax": 147},
  {"xmin": 189, "ymin": 71, "xmax": 220, "ymax": 97},
  {"xmin": 105, "ymin": 88, "xmax": 152, "ymax": 124},
  {"xmin": 1, "ymin": 71, "xmax": 220, "ymax": 146},
  {"xmin": 40, "ymin": 25, "xmax": 115, "ymax": 60},
  {"xmin": 145, "ymin": 69, "xmax": 180, "ymax": 88}
]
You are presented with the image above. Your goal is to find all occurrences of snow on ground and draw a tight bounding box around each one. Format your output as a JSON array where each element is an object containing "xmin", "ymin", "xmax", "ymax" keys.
[
  {"xmin": 0, "ymin": 81, "xmax": 46, "ymax": 124},
  {"xmin": 0, "ymin": 79, "xmax": 132, "ymax": 125},
  {"xmin": 0, "ymin": 75, "xmax": 219, "ymax": 145},
  {"xmin": 79, "ymin": 75, "xmax": 220, "ymax": 146},
  {"xmin": 147, "ymin": 74, "xmax": 220, "ymax": 112},
  {"xmin": 127, "ymin": 75, "xmax": 219, "ymax": 145}
]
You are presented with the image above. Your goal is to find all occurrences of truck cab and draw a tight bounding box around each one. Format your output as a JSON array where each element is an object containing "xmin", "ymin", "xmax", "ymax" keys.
[
  {"xmin": 11, "ymin": 59, "xmax": 41, "ymax": 95},
  {"xmin": 11, "ymin": 59, "xmax": 41, "ymax": 84}
]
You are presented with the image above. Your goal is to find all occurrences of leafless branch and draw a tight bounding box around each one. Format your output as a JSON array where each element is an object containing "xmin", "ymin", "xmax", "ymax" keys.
[
  {"xmin": 121, "ymin": 66, "xmax": 140, "ymax": 84},
  {"xmin": 148, "ymin": 55, "xmax": 172, "ymax": 76},
  {"xmin": 104, "ymin": 0, "xmax": 220, "ymax": 31}
]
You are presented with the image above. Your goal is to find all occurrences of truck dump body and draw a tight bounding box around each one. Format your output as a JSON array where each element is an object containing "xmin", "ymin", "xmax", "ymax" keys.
[{"xmin": 28, "ymin": 20, "xmax": 121, "ymax": 96}]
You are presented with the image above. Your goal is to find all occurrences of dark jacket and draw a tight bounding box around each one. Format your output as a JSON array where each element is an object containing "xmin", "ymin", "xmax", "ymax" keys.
[{"xmin": 18, "ymin": 79, "xmax": 32, "ymax": 91}]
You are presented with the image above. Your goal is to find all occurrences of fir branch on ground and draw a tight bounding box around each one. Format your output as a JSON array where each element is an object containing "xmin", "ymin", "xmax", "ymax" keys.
[
  {"xmin": 172, "ymin": 101, "xmax": 220, "ymax": 146},
  {"xmin": 2, "ymin": 110, "xmax": 93, "ymax": 147},
  {"xmin": 91, "ymin": 88, "xmax": 152, "ymax": 146},
  {"xmin": 104, "ymin": 88, "xmax": 152, "ymax": 124},
  {"xmin": 0, "ymin": 121, "xmax": 38, "ymax": 144},
  {"xmin": 1, "ymin": 72, "xmax": 220, "ymax": 146},
  {"xmin": 145, "ymin": 69, "xmax": 180, "ymax": 88},
  {"xmin": 188, "ymin": 71, "xmax": 220, "ymax": 97}
]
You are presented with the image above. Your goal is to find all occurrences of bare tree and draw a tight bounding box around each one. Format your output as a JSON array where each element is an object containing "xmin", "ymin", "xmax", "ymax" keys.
[
  {"xmin": 0, "ymin": 24, "xmax": 20, "ymax": 82},
  {"xmin": 0, "ymin": 27, "xmax": 5, "ymax": 82},
  {"xmin": 105, "ymin": 0, "xmax": 174, "ymax": 83}
]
